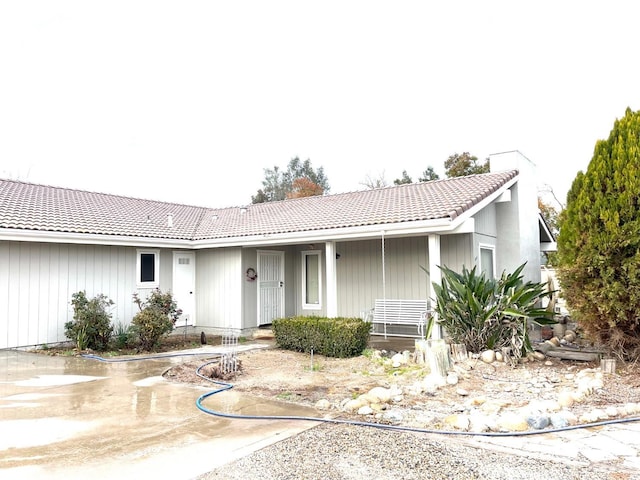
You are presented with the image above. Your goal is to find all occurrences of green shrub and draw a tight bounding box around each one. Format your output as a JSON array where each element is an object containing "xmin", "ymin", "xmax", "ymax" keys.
[
  {"xmin": 132, "ymin": 289, "xmax": 182, "ymax": 322},
  {"xmin": 65, "ymin": 291, "xmax": 114, "ymax": 351},
  {"xmin": 557, "ymin": 108, "xmax": 640, "ymax": 360},
  {"xmin": 112, "ymin": 322, "xmax": 135, "ymax": 349},
  {"xmin": 131, "ymin": 289, "xmax": 181, "ymax": 350},
  {"xmin": 272, "ymin": 316, "xmax": 371, "ymax": 358},
  {"xmin": 433, "ymin": 263, "xmax": 554, "ymax": 364}
]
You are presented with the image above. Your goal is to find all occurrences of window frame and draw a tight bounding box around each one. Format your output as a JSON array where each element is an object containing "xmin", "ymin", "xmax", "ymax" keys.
[
  {"xmin": 137, "ymin": 249, "xmax": 160, "ymax": 288},
  {"xmin": 479, "ymin": 244, "xmax": 496, "ymax": 279},
  {"xmin": 301, "ymin": 250, "xmax": 322, "ymax": 310}
]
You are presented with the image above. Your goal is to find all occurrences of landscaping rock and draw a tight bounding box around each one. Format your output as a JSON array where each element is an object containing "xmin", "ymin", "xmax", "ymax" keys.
[
  {"xmin": 358, "ymin": 405, "xmax": 374, "ymax": 415},
  {"xmin": 480, "ymin": 350, "xmax": 495, "ymax": 364},
  {"xmin": 314, "ymin": 399, "xmax": 331, "ymax": 410}
]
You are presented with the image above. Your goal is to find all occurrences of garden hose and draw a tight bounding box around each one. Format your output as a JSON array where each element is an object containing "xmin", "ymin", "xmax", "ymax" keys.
[{"xmin": 83, "ymin": 352, "xmax": 640, "ymax": 438}]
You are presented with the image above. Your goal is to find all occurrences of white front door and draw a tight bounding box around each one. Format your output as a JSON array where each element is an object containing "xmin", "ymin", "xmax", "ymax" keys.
[
  {"xmin": 258, "ymin": 250, "xmax": 284, "ymax": 326},
  {"xmin": 173, "ymin": 251, "xmax": 196, "ymax": 327}
]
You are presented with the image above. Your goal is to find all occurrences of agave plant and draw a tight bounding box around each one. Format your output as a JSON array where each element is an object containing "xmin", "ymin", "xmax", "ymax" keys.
[{"xmin": 432, "ymin": 263, "xmax": 555, "ymax": 365}]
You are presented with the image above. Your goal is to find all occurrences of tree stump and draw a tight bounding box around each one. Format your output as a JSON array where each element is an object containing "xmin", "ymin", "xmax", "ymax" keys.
[
  {"xmin": 449, "ymin": 343, "xmax": 468, "ymax": 362},
  {"xmin": 427, "ymin": 339, "xmax": 450, "ymax": 377},
  {"xmin": 414, "ymin": 339, "xmax": 428, "ymax": 364},
  {"xmin": 601, "ymin": 358, "xmax": 616, "ymax": 374}
]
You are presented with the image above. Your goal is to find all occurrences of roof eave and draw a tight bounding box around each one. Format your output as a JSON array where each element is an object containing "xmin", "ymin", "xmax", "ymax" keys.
[{"xmin": 0, "ymin": 228, "xmax": 194, "ymax": 249}]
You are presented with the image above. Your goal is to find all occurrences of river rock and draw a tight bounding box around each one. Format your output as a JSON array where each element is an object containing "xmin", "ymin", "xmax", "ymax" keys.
[
  {"xmin": 315, "ymin": 399, "xmax": 331, "ymax": 410},
  {"xmin": 557, "ymin": 391, "xmax": 575, "ymax": 408},
  {"xmin": 481, "ymin": 350, "xmax": 495, "ymax": 363},
  {"xmin": 343, "ymin": 398, "xmax": 367, "ymax": 412},
  {"xmin": 383, "ymin": 410, "xmax": 404, "ymax": 424},
  {"xmin": 446, "ymin": 373, "xmax": 459, "ymax": 385},
  {"xmin": 526, "ymin": 414, "xmax": 550, "ymax": 430},
  {"xmin": 469, "ymin": 413, "xmax": 494, "ymax": 433},
  {"xmin": 532, "ymin": 351, "xmax": 546, "ymax": 361},
  {"xmin": 367, "ymin": 386, "xmax": 392, "ymax": 403},
  {"xmin": 497, "ymin": 412, "xmax": 529, "ymax": 432},
  {"xmin": 391, "ymin": 353, "xmax": 404, "ymax": 368},
  {"xmin": 444, "ymin": 414, "xmax": 470, "ymax": 431},
  {"xmin": 358, "ymin": 405, "xmax": 374, "ymax": 415}
]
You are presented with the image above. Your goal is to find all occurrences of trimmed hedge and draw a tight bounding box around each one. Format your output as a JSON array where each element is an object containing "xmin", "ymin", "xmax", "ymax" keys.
[{"xmin": 272, "ymin": 316, "xmax": 372, "ymax": 358}]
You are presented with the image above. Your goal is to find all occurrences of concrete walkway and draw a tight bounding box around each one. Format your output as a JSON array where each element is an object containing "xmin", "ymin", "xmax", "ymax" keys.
[
  {"xmin": 0, "ymin": 347, "xmax": 317, "ymax": 480},
  {"xmin": 459, "ymin": 421, "xmax": 640, "ymax": 476}
]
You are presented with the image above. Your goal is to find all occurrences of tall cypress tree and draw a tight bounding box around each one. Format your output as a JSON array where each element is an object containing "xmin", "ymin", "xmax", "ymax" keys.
[{"xmin": 557, "ymin": 107, "xmax": 640, "ymax": 359}]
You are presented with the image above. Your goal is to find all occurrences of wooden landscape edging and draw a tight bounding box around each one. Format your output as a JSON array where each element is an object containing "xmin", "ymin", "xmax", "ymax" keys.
[{"xmin": 534, "ymin": 341, "xmax": 603, "ymax": 362}]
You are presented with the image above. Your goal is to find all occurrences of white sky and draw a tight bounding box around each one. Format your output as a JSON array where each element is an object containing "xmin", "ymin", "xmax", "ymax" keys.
[{"xmin": 1, "ymin": 1, "xmax": 638, "ymax": 210}]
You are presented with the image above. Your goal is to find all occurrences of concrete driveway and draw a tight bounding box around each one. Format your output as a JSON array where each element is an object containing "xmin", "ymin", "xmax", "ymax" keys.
[{"xmin": 0, "ymin": 347, "xmax": 317, "ymax": 480}]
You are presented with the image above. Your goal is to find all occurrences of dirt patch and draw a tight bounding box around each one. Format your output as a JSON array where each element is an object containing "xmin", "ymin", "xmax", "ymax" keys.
[{"xmin": 164, "ymin": 340, "xmax": 640, "ymax": 424}]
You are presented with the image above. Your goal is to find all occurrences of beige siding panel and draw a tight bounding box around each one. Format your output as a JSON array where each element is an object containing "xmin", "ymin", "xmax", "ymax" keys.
[
  {"xmin": 196, "ymin": 248, "xmax": 242, "ymax": 330},
  {"xmin": 241, "ymin": 248, "xmax": 259, "ymax": 330},
  {"xmin": 336, "ymin": 237, "xmax": 429, "ymax": 318},
  {"xmin": 441, "ymin": 234, "xmax": 474, "ymax": 272},
  {"xmin": 0, "ymin": 243, "xmax": 8, "ymax": 347},
  {"xmin": 473, "ymin": 203, "xmax": 498, "ymax": 237},
  {"xmin": 0, "ymin": 241, "xmax": 141, "ymax": 348}
]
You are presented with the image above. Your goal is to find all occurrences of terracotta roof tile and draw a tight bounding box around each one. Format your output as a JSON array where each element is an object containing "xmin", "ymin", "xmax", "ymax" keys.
[{"xmin": 0, "ymin": 170, "xmax": 517, "ymax": 241}]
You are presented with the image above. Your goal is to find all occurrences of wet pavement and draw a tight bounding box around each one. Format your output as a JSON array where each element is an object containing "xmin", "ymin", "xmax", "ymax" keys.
[
  {"xmin": 3, "ymin": 342, "xmax": 640, "ymax": 479},
  {"xmin": 0, "ymin": 346, "xmax": 317, "ymax": 480}
]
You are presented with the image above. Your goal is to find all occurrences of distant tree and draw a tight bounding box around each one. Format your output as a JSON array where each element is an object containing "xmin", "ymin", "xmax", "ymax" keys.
[
  {"xmin": 418, "ymin": 167, "xmax": 440, "ymax": 182},
  {"xmin": 444, "ymin": 152, "xmax": 490, "ymax": 178},
  {"xmin": 360, "ymin": 172, "xmax": 388, "ymax": 189},
  {"xmin": 557, "ymin": 107, "xmax": 640, "ymax": 360},
  {"xmin": 286, "ymin": 177, "xmax": 324, "ymax": 199},
  {"xmin": 539, "ymin": 197, "xmax": 560, "ymax": 266},
  {"xmin": 538, "ymin": 198, "xmax": 559, "ymax": 236},
  {"xmin": 252, "ymin": 157, "xmax": 329, "ymax": 203},
  {"xmin": 393, "ymin": 170, "xmax": 413, "ymax": 185}
]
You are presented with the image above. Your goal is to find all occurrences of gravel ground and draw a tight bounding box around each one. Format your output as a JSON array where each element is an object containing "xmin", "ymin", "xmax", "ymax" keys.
[{"xmin": 198, "ymin": 423, "xmax": 626, "ymax": 480}]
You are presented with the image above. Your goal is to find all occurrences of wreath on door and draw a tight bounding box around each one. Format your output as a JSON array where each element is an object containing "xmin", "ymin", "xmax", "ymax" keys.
[{"xmin": 246, "ymin": 267, "xmax": 257, "ymax": 281}]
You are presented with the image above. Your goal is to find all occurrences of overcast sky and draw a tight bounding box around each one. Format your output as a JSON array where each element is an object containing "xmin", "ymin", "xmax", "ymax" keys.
[{"xmin": 1, "ymin": 1, "xmax": 638, "ymax": 210}]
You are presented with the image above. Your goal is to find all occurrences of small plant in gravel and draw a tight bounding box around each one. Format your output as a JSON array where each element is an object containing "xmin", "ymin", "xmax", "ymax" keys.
[{"xmin": 112, "ymin": 322, "xmax": 135, "ymax": 349}]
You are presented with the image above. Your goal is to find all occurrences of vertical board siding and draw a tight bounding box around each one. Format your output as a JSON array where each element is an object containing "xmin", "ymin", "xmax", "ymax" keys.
[
  {"xmin": 0, "ymin": 244, "xmax": 10, "ymax": 348},
  {"xmin": 0, "ymin": 241, "xmax": 141, "ymax": 349},
  {"xmin": 196, "ymin": 248, "xmax": 242, "ymax": 330},
  {"xmin": 473, "ymin": 204, "xmax": 497, "ymax": 237},
  {"xmin": 440, "ymin": 234, "xmax": 474, "ymax": 273},
  {"xmin": 336, "ymin": 237, "xmax": 429, "ymax": 318},
  {"xmin": 241, "ymin": 248, "xmax": 258, "ymax": 330}
]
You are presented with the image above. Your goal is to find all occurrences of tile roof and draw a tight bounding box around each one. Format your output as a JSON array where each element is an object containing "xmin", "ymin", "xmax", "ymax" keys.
[{"xmin": 0, "ymin": 170, "xmax": 518, "ymax": 242}]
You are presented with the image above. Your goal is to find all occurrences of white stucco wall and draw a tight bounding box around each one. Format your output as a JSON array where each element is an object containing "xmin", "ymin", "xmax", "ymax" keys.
[{"xmin": 490, "ymin": 151, "xmax": 541, "ymax": 283}]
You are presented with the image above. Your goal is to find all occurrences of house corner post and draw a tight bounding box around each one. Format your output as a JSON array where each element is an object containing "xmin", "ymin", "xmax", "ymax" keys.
[
  {"xmin": 428, "ymin": 234, "xmax": 442, "ymax": 340},
  {"xmin": 325, "ymin": 241, "xmax": 338, "ymax": 317}
]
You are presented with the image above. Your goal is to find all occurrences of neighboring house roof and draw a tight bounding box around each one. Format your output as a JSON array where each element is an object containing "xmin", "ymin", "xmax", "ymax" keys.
[{"xmin": 0, "ymin": 170, "xmax": 518, "ymax": 243}]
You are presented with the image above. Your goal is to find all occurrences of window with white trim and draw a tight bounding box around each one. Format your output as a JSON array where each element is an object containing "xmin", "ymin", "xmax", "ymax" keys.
[
  {"xmin": 137, "ymin": 249, "xmax": 160, "ymax": 287},
  {"xmin": 479, "ymin": 244, "xmax": 495, "ymax": 279},
  {"xmin": 302, "ymin": 250, "xmax": 322, "ymax": 310}
]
